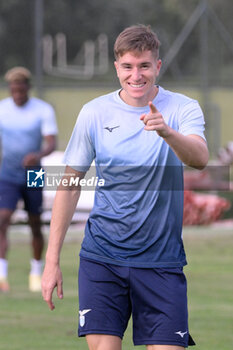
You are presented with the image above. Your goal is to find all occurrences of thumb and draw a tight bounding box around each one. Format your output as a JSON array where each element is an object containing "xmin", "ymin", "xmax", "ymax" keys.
[{"xmin": 149, "ymin": 101, "xmax": 159, "ymax": 114}]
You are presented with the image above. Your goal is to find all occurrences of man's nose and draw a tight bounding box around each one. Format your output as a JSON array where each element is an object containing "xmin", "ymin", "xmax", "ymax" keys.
[{"xmin": 131, "ymin": 68, "xmax": 142, "ymax": 81}]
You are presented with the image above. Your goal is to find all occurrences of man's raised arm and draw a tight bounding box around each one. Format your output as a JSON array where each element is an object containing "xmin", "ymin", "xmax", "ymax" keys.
[{"xmin": 140, "ymin": 101, "xmax": 209, "ymax": 169}]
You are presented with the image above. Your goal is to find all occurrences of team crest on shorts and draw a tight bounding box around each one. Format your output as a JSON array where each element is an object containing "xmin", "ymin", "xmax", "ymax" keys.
[{"xmin": 79, "ymin": 309, "xmax": 92, "ymax": 327}]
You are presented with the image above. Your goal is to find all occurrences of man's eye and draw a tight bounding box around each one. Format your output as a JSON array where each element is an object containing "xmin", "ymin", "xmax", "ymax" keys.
[{"xmin": 141, "ymin": 64, "xmax": 149, "ymax": 69}]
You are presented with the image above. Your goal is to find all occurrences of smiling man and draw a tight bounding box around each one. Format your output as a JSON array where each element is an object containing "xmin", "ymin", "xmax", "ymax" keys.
[
  {"xmin": 114, "ymin": 50, "xmax": 161, "ymax": 107},
  {"xmin": 42, "ymin": 25, "xmax": 208, "ymax": 350}
]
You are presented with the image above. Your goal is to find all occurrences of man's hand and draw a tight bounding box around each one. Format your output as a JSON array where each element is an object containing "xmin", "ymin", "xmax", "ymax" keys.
[
  {"xmin": 140, "ymin": 102, "xmax": 209, "ymax": 168},
  {"xmin": 42, "ymin": 263, "xmax": 63, "ymax": 311},
  {"xmin": 140, "ymin": 101, "xmax": 170, "ymax": 138},
  {"xmin": 23, "ymin": 135, "xmax": 56, "ymax": 167},
  {"xmin": 22, "ymin": 152, "xmax": 41, "ymax": 167}
]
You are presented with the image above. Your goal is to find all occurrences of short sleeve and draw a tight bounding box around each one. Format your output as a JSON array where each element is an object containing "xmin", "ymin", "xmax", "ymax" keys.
[
  {"xmin": 41, "ymin": 104, "xmax": 58, "ymax": 136},
  {"xmin": 63, "ymin": 106, "xmax": 95, "ymax": 172},
  {"xmin": 178, "ymin": 100, "xmax": 206, "ymax": 141}
]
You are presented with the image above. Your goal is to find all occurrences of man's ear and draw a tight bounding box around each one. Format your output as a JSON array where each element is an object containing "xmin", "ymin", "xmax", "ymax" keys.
[
  {"xmin": 156, "ymin": 59, "xmax": 162, "ymax": 76},
  {"xmin": 114, "ymin": 61, "xmax": 119, "ymax": 77}
]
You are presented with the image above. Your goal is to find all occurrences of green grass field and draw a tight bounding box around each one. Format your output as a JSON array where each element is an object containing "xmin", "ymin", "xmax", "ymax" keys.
[
  {"xmin": 0, "ymin": 86, "xmax": 232, "ymax": 349},
  {"xmin": 0, "ymin": 226, "xmax": 233, "ymax": 350},
  {"xmin": 44, "ymin": 86, "xmax": 233, "ymax": 154},
  {"xmin": 0, "ymin": 86, "xmax": 233, "ymax": 151}
]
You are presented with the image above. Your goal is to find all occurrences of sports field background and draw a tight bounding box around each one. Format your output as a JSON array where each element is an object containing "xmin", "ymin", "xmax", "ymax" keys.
[
  {"xmin": 0, "ymin": 86, "xmax": 232, "ymax": 153},
  {"xmin": 0, "ymin": 1, "xmax": 233, "ymax": 347},
  {"xmin": 0, "ymin": 225, "xmax": 233, "ymax": 350},
  {"xmin": 46, "ymin": 86, "xmax": 233, "ymax": 155},
  {"xmin": 1, "ymin": 78, "xmax": 233, "ymax": 349},
  {"xmin": 0, "ymin": 86, "xmax": 232, "ymax": 349}
]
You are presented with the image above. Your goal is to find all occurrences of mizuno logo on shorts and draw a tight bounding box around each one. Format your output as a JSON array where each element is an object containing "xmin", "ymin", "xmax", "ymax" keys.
[{"xmin": 175, "ymin": 331, "xmax": 188, "ymax": 338}]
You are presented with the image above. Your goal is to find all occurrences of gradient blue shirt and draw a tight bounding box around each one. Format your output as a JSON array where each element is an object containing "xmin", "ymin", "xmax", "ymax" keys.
[{"xmin": 64, "ymin": 86, "xmax": 206, "ymax": 267}]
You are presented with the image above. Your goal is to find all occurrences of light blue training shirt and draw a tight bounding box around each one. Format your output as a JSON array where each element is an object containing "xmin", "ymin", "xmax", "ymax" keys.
[
  {"xmin": 64, "ymin": 86, "xmax": 206, "ymax": 268},
  {"xmin": 0, "ymin": 97, "xmax": 57, "ymax": 184}
]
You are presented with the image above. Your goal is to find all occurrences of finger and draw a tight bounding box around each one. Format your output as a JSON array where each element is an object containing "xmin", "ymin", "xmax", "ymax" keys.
[
  {"xmin": 57, "ymin": 281, "xmax": 63, "ymax": 300},
  {"xmin": 43, "ymin": 288, "xmax": 55, "ymax": 310},
  {"xmin": 44, "ymin": 294, "xmax": 55, "ymax": 310},
  {"xmin": 47, "ymin": 300, "xmax": 55, "ymax": 311},
  {"xmin": 144, "ymin": 125, "xmax": 155, "ymax": 131},
  {"xmin": 149, "ymin": 101, "xmax": 159, "ymax": 114},
  {"xmin": 144, "ymin": 124, "xmax": 162, "ymax": 131},
  {"xmin": 146, "ymin": 117, "xmax": 163, "ymax": 126},
  {"xmin": 140, "ymin": 113, "xmax": 146, "ymax": 121},
  {"xmin": 142, "ymin": 114, "xmax": 163, "ymax": 127}
]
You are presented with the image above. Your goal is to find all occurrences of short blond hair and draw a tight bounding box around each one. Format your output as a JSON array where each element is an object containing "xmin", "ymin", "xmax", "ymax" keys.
[
  {"xmin": 4, "ymin": 66, "xmax": 31, "ymax": 83},
  {"xmin": 114, "ymin": 25, "xmax": 160, "ymax": 60}
]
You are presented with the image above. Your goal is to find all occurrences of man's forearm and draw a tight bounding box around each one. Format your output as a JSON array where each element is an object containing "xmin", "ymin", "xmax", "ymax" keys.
[
  {"xmin": 23, "ymin": 135, "xmax": 57, "ymax": 166},
  {"xmin": 45, "ymin": 186, "xmax": 81, "ymax": 265},
  {"xmin": 140, "ymin": 102, "xmax": 209, "ymax": 169},
  {"xmin": 163, "ymin": 128, "xmax": 209, "ymax": 169},
  {"xmin": 38, "ymin": 135, "xmax": 57, "ymax": 159}
]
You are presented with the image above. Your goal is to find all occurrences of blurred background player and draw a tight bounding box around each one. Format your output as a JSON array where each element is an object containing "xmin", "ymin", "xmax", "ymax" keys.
[{"xmin": 0, "ymin": 67, "xmax": 57, "ymax": 292}]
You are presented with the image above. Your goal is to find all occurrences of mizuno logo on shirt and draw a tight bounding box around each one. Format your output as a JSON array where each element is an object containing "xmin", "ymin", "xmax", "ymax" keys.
[
  {"xmin": 104, "ymin": 126, "xmax": 120, "ymax": 132},
  {"xmin": 175, "ymin": 331, "xmax": 188, "ymax": 338}
]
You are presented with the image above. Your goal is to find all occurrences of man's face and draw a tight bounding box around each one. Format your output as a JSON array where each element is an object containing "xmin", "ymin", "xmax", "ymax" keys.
[
  {"xmin": 114, "ymin": 50, "xmax": 162, "ymax": 107},
  {"xmin": 9, "ymin": 81, "xmax": 29, "ymax": 106}
]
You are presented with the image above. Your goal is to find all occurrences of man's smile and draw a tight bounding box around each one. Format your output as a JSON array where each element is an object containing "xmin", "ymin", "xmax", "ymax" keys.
[{"xmin": 128, "ymin": 83, "xmax": 146, "ymax": 88}]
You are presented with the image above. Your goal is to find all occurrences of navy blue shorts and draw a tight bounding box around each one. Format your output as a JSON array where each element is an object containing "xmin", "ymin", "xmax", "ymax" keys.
[
  {"xmin": 78, "ymin": 258, "xmax": 195, "ymax": 347},
  {"xmin": 0, "ymin": 180, "xmax": 43, "ymax": 214}
]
